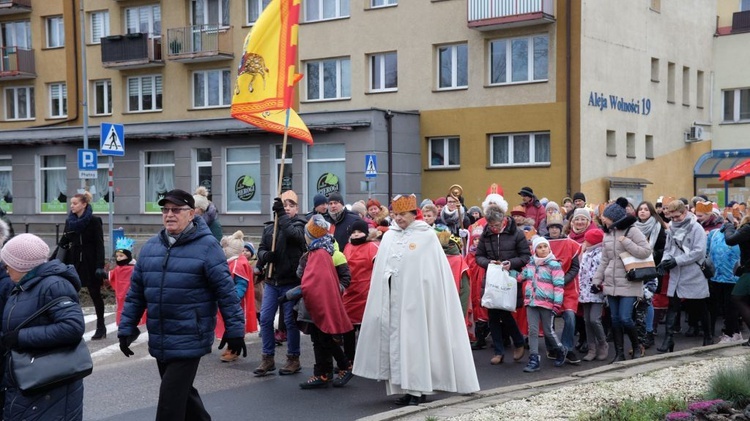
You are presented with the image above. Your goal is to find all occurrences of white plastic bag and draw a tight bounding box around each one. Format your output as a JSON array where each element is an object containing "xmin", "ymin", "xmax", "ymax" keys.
[{"xmin": 481, "ymin": 263, "xmax": 517, "ymax": 311}]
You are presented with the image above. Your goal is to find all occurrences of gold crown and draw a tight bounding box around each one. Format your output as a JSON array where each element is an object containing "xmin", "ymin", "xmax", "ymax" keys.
[
  {"xmin": 695, "ymin": 201, "xmax": 713, "ymax": 214},
  {"xmin": 391, "ymin": 194, "xmax": 417, "ymax": 214},
  {"xmin": 547, "ymin": 212, "xmax": 564, "ymax": 227}
]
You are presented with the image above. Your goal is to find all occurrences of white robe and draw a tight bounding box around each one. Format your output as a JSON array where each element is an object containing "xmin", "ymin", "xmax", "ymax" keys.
[{"xmin": 353, "ymin": 220, "xmax": 480, "ymax": 395}]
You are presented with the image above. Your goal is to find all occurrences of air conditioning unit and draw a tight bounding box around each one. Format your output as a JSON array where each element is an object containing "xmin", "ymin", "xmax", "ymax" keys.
[{"xmin": 687, "ymin": 125, "xmax": 706, "ymax": 141}]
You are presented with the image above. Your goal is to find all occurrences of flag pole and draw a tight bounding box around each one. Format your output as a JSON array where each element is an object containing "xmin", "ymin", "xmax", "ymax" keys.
[{"xmin": 267, "ymin": 108, "xmax": 292, "ymax": 279}]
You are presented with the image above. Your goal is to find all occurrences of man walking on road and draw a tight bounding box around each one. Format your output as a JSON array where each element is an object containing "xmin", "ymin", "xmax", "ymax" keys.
[{"xmin": 118, "ymin": 189, "xmax": 247, "ymax": 421}]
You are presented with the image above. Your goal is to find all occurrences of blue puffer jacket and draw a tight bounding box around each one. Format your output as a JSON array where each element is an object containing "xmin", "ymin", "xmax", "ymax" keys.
[
  {"xmin": 707, "ymin": 229, "xmax": 740, "ymax": 283},
  {"xmin": 118, "ymin": 216, "xmax": 245, "ymax": 362},
  {"xmin": 2, "ymin": 261, "xmax": 85, "ymax": 421}
]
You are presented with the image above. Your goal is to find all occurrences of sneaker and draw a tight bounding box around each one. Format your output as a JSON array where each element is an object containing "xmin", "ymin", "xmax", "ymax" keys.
[
  {"xmin": 332, "ymin": 367, "xmax": 354, "ymax": 388},
  {"xmin": 299, "ymin": 374, "xmax": 331, "ymax": 389},
  {"xmin": 565, "ymin": 350, "xmax": 581, "ymax": 365},
  {"xmin": 718, "ymin": 334, "xmax": 734, "ymax": 344},
  {"xmin": 743, "ymin": 339, "xmax": 750, "ymax": 347},
  {"xmin": 546, "ymin": 350, "xmax": 556, "ymax": 360},
  {"xmin": 554, "ymin": 347, "xmax": 567, "ymax": 367},
  {"xmin": 732, "ymin": 333, "xmax": 744, "ymax": 342},
  {"xmin": 523, "ymin": 354, "xmax": 541, "ymax": 372},
  {"xmin": 490, "ymin": 354, "xmax": 504, "ymax": 365}
]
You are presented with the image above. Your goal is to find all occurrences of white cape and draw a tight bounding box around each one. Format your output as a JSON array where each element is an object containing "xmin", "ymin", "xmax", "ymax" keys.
[{"xmin": 353, "ymin": 220, "xmax": 480, "ymax": 394}]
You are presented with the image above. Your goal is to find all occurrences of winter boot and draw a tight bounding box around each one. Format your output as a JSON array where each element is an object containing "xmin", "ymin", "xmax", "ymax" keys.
[
  {"xmin": 253, "ymin": 354, "xmax": 276, "ymax": 376},
  {"xmin": 582, "ymin": 342, "xmax": 597, "ymax": 362},
  {"xmin": 595, "ymin": 340, "xmax": 610, "ymax": 361},
  {"xmin": 657, "ymin": 310, "xmax": 677, "ymax": 353},
  {"xmin": 279, "ymin": 354, "xmax": 301, "ymax": 375},
  {"xmin": 644, "ymin": 331, "xmax": 655, "ymax": 349},
  {"xmin": 554, "ymin": 346, "xmax": 567, "ymax": 367},
  {"xmin": 625, "ymin": 325, "xmax": 645, "ymax": 359},
  {"xmin": 610, "ymin": 326, "xmax": 626, "ymax": 363},
  {"xmin": 92, "ymin": 317, "xmax": 107, "ymax": 340},
  {"xmin": 523, "ymin": 354, "xmax": 541, "ymax": 372}
]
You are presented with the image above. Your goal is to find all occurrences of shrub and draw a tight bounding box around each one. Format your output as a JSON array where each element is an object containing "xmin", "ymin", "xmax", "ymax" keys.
[
  {"xmin": 577, "ymin": 396, "xmax": 687, "ymax": 421},
  {"xmin": 705, "ymin": 358, "xmax": 750, "ymax": 408}
]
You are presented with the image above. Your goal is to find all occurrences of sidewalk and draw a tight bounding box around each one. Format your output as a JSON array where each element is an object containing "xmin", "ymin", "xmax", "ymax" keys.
[{"xmin": 358, "ymin": 342, "xmax": 750, "ymax": 421}]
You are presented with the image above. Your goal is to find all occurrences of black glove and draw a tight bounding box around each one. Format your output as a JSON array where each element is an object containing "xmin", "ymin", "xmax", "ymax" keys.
[
  {"xmin": 118, "ymin": 330, "xmax": 140, "ymax": 357},
  {"xmin": 1, "ymin": 330, "xmax": 19, "ymax": 350},
  {"xmin": 272, "ymin": 197, "xmax": 285, "ymax": 217},
  {"xmin": 95, "ymin": 268, "xmax": 108, "ymax": 280},
  {"xmin": 590, "ymin": 284, "xmax": 602, "ymax": 294},
  {"xmin": 218, "ymin": 336, "xmax": 247, "ymax": 358},
  {"xmin": 263, "ymin": 250, "xmax": 275, "ymax": 263},
  {"xmin": 277, "ymin": 294, "xmax": 289, "ymax": 305},
  {"xmin": 656, "ymin": 259, "xmax": 676, "ymax": 276}
]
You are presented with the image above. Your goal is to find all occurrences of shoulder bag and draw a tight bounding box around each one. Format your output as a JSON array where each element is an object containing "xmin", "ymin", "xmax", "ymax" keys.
[
  {"xmin": 10, "ymin": 296, "xmax": 93, "ymax": 396},
  {"xmin": 619, "ymin": 227, "xmax": 657, "ymax": 282}
]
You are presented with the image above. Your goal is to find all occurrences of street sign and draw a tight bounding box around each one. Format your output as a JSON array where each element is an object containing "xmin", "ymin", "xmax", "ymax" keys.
[
  {"xmin": 78, "ymin": 148, "xmax": 98, "ymax": 179},
  {"xmin": 365, "ymin": 154, "xmax": 377, "ymax": 178},
  {"xmin": 100, "ymin": 123, "xmax": 125, "ymax": 156}
]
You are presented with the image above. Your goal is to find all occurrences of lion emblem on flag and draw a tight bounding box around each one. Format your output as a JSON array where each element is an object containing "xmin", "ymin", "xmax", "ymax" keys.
[{"xmin": 235, "ymin": 52, "xmax": 270, "ymax": 95}]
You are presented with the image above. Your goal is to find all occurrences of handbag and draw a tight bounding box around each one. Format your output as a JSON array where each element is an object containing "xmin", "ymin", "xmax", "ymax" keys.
[
  {"xmin": 698, "ymin": 257, "xmax": 714, "ymax": 280},
  {"xmin": 10, "ymin": 296, "xmax": 93, "ymax": 396},
  {"xmin": 619, "ymin": 227, "xmax": 657, "ymax": 282},
  {"xmin": 481, "ymin": 263, "xmax": 517, "ymax": 311}
]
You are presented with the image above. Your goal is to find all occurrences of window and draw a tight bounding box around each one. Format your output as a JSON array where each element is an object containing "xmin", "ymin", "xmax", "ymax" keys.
[
  {"xmin": 46, "ymin": 16, "xmax": 64, "ymax": 48},
  {"xmin": 437, "ymin": 43, "xmax": 468, "ymax": 90},
  {"xmin": 306, "ymin": 143, "xmax": 345, "ymax": 210},
  {"xmin": 490, "ymin": 132, "xmax": 550, "ymax": 166},
  {"xmin": 489, "ymin": 34, "xmax": 548, "ymax": 85},
  {"xmin": 645, "ymin": 135, "xmax": 654, "ymax": 159},
  {"xmin": 371, "ymin": 0, "xmax": 397, "ymax": 7},
  {"xmin": 626, "ymin": 132, "xmax": 635, "ymax": 158},
  {"xmin": 247, "ymin": 0, "xmax": 271, "ymax": 25},
  {"xmin": 4, "ymin": 86, "xmax": 34, "ymax": 120},
  {"xmin": 0, "ymin": 156, "xmax": 12, "ymax": 213},
  {"xmin": 91, "ymin": 159, "xmax": 112, "ymax": 212},
  {"xmin": 193, "ymin": 69, "xmax": 231, "ymax": 108},
  {"xmin": 195, "ymin": 148, "xmax": 212, "ymax": 197},
  {"xmin": 305, "ymin": 57, "xmax": 351, "ymax": 101},
  {"xmin": 697, "ymin": 70, "xmax": 704, "ymax": 108},
  {"xmin": 128, "ymin": 75, "xmax": 162, "ymax": 112},
  {"xmin": 125, "ymin": 5, "xmax": 161, "ymax": 37},
  {"xmin": 92, "ymin": 80, "xmax": 112, "ymax": 115},
  {"xmin": 90, "ymin": 11, "xmax": 110, "ymax": 44},
  {"xmin": 191, "ymin": 0, "xmax": 230, "ymax": 26},
  {"xmin": 48, "ymin": 83, "xmax": 67, "ymax": 118},
  {"xmin": 722, "ymin": 88, "xmax": 750, "ymax": 122},
  {"xmin": 40, "ymin": 155, "xmax": 67, "ymax": 213},
  {"xmin": 226, "ymin": 147, "xmax": 261, "ymax": 213},
  {"xmin": 742, "ymin": 0, "xmax": 750, "ymax": 11},
  {"xmin": 682, "ymin": 66, "xmax": 690, "ymax": 106},
  {"xmin": 651, "ymin": 57, "xmax": 659, "ymax": 82},
  {"xmin": 667, "ymin": 62, "xmax": 675, "ymax": 103},
  {"xmin": 144, "ymin": 151, "xmax": 175, "ymax": 212},
  {"xmin": 606, "ymin": 130, "xmax": 616, "ymax": 157},
  {"xmin": 303, "ymin": 0, "xmax": 350, "ymax": 22},
  {"xmin": 369, "ymin": 52, "xmax": 397, "ymax": 92},
  {"xmin": 429, "ymin": 137, "xmax": 459, "ymax": 168},
  {"xmin": 0, "ymin": 21, "xmax": 32, "ymax": 49}
]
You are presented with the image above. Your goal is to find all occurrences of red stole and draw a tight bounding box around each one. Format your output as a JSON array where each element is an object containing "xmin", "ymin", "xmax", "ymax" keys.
[
  {"xmin": 342, "ymin": 241, "xmax": 379, "ymax": 324},
  {"xmin": 302, "ymin": 248, "xmax": 354, "ymax": 335}
]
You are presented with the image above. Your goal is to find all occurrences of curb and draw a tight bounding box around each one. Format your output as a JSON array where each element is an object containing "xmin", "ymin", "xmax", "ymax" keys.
[{"xmin": 357, "ymin": 341, "xmax": 749, "ymax": 421}]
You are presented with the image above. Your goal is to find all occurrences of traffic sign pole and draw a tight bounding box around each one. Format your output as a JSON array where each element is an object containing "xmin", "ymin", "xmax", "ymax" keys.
[{"xmin": 108, "ymin": 156, "xmax": 114, "ymax": 258}]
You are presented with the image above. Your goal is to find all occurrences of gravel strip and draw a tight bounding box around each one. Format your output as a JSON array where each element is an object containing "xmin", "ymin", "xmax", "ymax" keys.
[{"xmin": 449, "ymin": 355, "xmax": 749, "ymax": 421}]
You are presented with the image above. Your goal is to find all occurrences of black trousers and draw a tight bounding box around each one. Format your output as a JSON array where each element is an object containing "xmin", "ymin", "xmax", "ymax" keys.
[
  {"xmin": 310, "ymin": 324, "xmax": 349, "ymax": 377},
  {"xmin": 156, "ymin": 357, "xmax": 210, "ymax": 421}
]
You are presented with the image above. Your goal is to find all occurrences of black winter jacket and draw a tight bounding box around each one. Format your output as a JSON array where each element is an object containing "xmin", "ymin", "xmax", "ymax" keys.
[
  {"xmin": 258, "ymin": 213, "xmax": 307, "ymax": 286},
  {"xmin": 725, "ymin": 223, "xmax": 750, "ymax": 273},
  {"xmin": 475, "ymin": 217, "xmax": 531, "ymax": 272},
  {"xmin": 60, "ymin": 214, "xmax": 105, "ymax": 288}
]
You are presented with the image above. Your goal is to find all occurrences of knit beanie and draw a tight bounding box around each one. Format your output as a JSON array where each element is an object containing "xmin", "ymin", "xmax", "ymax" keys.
[
  {"xmin": 306, "ymin": 214, "xmax": 331, "ymax": 240},
  {"xmin": 328, "ymin": 192, "xmax": 344, "ymax": 204},
  {"xmin": 572, "ymin": 208, "xmax": 592, "ymax": 222},
  {"xmin": 313, "ymin": 193, "xmax": 328, "ymax": 208},
  {"xmin": 243, "ymin": 242, "xmax": 256, "ymax": 258},
  {"xmin": 350, "ymin": 218, "xmax": 370, "ymax": 236},
  {"xmin": 532, "ymin": 236, "xmax": 550, "ymax": 253},
  {"xmin": 572, "ymin": 192, "xmax": 586, "ymax": 202},
  {"xmin": 221, "ymin": 230, "xmax": 245, "ymax": 259},
  {"xmin": 2, "ymin": 233, "xmax": 49, "ymax": 272},
  {"xmin": 584, "ymin": 229, "xmax": 604, "ymax": 246},
  {"xmin": 603, "ymin": 198, "xmax": 628, "ymax": 223},
  {"xmin": 193, "ymin": 186, "xmax": 210, "ymax": 211},
  {"xmin": 546, "ymin": 201, "xmax": 560, "ymax": 213},
  {"xmin": 518, "ymin": 187, "xmax": 535, "ymax": 198}
]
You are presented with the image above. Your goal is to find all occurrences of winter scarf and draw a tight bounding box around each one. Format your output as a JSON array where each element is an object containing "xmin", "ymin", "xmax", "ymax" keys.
[
  {"xmin": 308, "ymin": 234, "xmax": 334, "ymax": 255},
  {"xmin": 635, "ymin": 216, "xmax": 660, "ymax": 252},
  {"xmin": 669, "ymin": 213, "xmax": 696, "ymax": 248},
  {"xmin": 441, "ymin": 206, "xmax": 460, "ymax": 226},
  {"xmin": 66, "ymin": 205, "xmax": 93, "ymax": 233},
  {"xmin": 202, "ymin": 201, "xmax": 219, "ymax": 227},
  {"xmin": 534, "ymin": 252, "xmax": 557, "ymax": 267}
]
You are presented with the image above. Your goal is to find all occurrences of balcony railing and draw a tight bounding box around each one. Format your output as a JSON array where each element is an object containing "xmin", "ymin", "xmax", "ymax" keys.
[
  {"xmin": 732, "ymin": 10, "xmax": 750, "ymax": 34},
  {"xmin": 0, "ymin": 0, "xmax": 31, "ymax": 16},
  {"xmin": 100, "ymin": 33, "xmax": 164, "ymax": 69},
  {"xmin": 0, "ymin": 46, "xmax": 35, "ymax": 80},
  {"xmin": 468, "ymin": 0, "xmax": 555, "ymax": 31},
  {"xmin": 166, "ymin": 25, "xmax": 234, "ymax": 63}
]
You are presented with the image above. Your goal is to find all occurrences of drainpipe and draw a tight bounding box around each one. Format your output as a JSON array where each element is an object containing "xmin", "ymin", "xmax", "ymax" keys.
[
  {"xmin": 384, "ymin": 110, "xmax": 394, "ymax": 200},
  {"xmin": 565, "ymin": 0, "xmax": 572, "ymax": 197}
]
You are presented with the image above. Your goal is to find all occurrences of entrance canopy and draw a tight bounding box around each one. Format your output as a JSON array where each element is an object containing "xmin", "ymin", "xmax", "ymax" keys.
[{"xmin": 694, "ymin": 149, "xmax": 750, "ymax": 177}]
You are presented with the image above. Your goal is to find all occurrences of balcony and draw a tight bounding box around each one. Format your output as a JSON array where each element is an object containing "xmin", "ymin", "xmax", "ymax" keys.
[
  {"xmin": 0, "ymin": 47, "xmax": 35, "ymax": 80},
  {"xmin": 166, "ymin": 25, "xmax": 234, "ymax": 63},
  {"xmin": 468, "ymin": 0, "xmax": 555, "ymax": 31},
  {"xmin": 100, "ymin": 33, "xmax": 164, "ymax": 70},
  {"xmin": 0, "ymin": 0, "xmax": 31, "ymax": 16},
  {"xmin": 732, "ymin": 10, "xmax": 750, "ymax": 34}
]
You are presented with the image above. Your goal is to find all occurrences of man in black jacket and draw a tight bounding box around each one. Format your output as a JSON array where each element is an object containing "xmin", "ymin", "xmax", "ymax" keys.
[{"xmin": 325, "ymin": 192, "xmax": 361, "ymax": 252}]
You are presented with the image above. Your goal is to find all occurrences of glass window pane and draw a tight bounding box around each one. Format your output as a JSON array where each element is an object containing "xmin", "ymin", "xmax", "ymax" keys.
[
  {"xmin": 456, "ymin": 44, "xmax": 468, "ymax": 87},
  {"xmin": 227, "ymin": 146, "xmax": 260, "ymax": 162},
  {"xmin": 307, "ymin": 161, "xmax": 346, "ymax": 205},
  {"xmin": 448, "ymin": 137, "xmax": 460, "ymax": 165},
  {"xmin": 207, "ymin": 71, "xmax": 220, "ymax": 106},
  {"xmin": 492, "ymin": 136, "xmax": 509, "ymax": 164},
  {"xmin": 371, "ymin": 55, "xmax": 382, "ymax": 89},
  {"xmin": 740, "ymin": 89, "xmax": 750, "ymax": 120},
  {"xmin": 384, "ymin": 52, "xmax": 397, "ymax": 88},
  {"xmin": 534, "ymin": 133, "xmax": 550, "ymax": 163},
  {"xmin": 430, "ymin": 138, "xmax": 444, "ymax": 166},
  {"xmin": 323, "ymin": 60, "xmax": 337, "ymax": 99},
  {"xmin": 226, "ymin": 161, "xmax": 261, "ymax": 212},
  {"xmin": 222, "ymin": 70, "xmax": 231, "ymax": 105},
  {"xmin": 307, "ymin": 62, "xmax": 319, "ymax": 100},
  {"xmin": 194, "ymin": 73, "xmax": 205, "ymax": 107},
  {"xmin": 724, "ymin": 91, "xmax": 734, "ymax": 121},
  {"xmin": 511, "ymin": 39, "xmax": 528, "ymax": 82},
  {"xmin": 533, "ymin": 36, "xmax": 548, "ymax": 80},
  {"xmin": 490, "ymin": 40, "xmax": 507, "ymax": 84},
  {"xmin": 438, "ymin": 46, "xmax": 452, "ymax": 88},
  {"xmin": 513, "ymin": 135, "xmax": 530, "ymax": 163},
  {"xmin": 308, "ymin": 143, "xmax": 344, "ymax": 160},
  {"xmin": 340, "ymin": 59, "xmax": 350, "ymax": 97}
]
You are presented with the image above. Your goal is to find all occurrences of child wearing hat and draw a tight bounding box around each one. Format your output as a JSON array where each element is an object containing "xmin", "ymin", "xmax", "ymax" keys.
[
  {"xmin": 243, "ymin": 242, "xmax": 264, "ymax": 331},
  {"xmin": 108, "ymin": 237, "xmax": 145, "ymax": 326},
  {"xmin": 578, "ymin": 229, "xmax": 607, "ymax": 361}
]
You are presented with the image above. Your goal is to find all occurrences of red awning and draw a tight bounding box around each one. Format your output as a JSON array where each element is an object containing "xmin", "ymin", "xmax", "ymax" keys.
[{"xmin": 719, "ymin": 158, "xmax": 750, "ymax": 181}]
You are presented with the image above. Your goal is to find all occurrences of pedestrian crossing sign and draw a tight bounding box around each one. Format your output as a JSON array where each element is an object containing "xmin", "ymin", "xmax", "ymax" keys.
[
  {"xmin": 365, "ymin": 154, "xmax": 377, "ymax": 178},
  {"xmin": 100, "ymin": 123, "xmax": 125, "ymax": 156}
]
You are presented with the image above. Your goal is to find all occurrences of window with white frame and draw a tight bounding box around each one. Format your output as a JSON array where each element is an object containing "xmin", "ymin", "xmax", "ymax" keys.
[
  {"xmin": 305, "ymin": 57, "xmax": 351, "ymax": 101},
  {"xmin": 90, "ymin": 11, "xmax": 110, "ymax": 44},
  {"xmin": 490, "ymin": 132, "xmax": 551, "ymax": 166},
  {"xmin": 0, "ymin": 156, "xmax": 12, "ymax": 213},
  {"xmin": 46, "ymin": 16, "xmax": 64, "ymax": 48},
  {"xmin": 226, "ymin": 147, "xmax": 261, "ymax": 213},
  {"xmin": 437, "ymin": 43, "xmax": 468, "ymax": 90},
  {"xmin": 369, "ymin": 52, "xmax": 397, "ymax": 92},
  {"xmin": 195, "ymin": 148, "xmax": 213, "ymax": 197},
  {"xmin": 429, "ymin": 137, "xmax": 460, "ymax": 168},
  {"xmin": 247, "ymin": 0, "xmax": 271, "ymax": 25},
  {"xmin": 40, "ymin": 155, "xmax": 68, "ymax": 213},
  {"xmin": 306, "ymin": 143, "xmax": 345, "ymax": 211},
  {"xmin": 49, "ymin": 83, "xmax": 67, "ymax": 118},
  {"xmin": 723, "ymin": 88, "xmax": 750, "ymax": 122},
  {"xmin": 191, "ymin": 0, "xmax": 230, "ymax": 26},
  {"xmin": 193, "ymin": 69, "xmax": 231, "ymax": 108},
  {"xmin": 92, "ymin": 80, "xmax": 112, "ymax": 115},
  {"xmin": 91, "ymin": 159, "xmax": 112, "ymax": 213},
  {"xmin": 4, "ymin": 86, "xmax": 34, "ymax": 120},
  {"xmin": 144, "ymin": 151, "xmax": 175, "ymax": 212},
  {"xmin": 742, "ymin": 0, "xmax": 750, "ymax": 12},
  {"xmin": 304, "ymin": 0, "xmax": 350, "ymax": 22},
  {"xmin": 489, "ymin": 34, "xmax": 548, "ymax": 85},
  {"xmin": 371, "ymin": 0, "xmax": 397, "ymax": 7},
  {"xmin": 128, "ymin": 75, "xmax": 162, "ymax": 112},
  {"xmin": 0, "ymin": 20, "xmax": 32, "ymax": 49},
  {"xmin": 125, "ymin": 5, "xmax": 161, "ymax": 37}
]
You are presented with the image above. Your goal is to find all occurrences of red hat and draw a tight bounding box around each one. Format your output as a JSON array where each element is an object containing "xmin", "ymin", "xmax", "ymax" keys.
[
  {"xmin": 584, "ymin": 229, "xmax": 604, "ymax": 246},
  {"xmin": 486, "ymin": 183, "xmax": 504, "ymax": 196},
  {"xmin": 433, "ymin": 197, "xmax": 447, "ymax": 206}
]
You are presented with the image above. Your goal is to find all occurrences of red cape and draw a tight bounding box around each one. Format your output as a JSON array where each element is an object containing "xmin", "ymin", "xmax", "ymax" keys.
[
  {"xmin": 302, "ymin": 248, "xmax": 353, "ymax": 335},
  {"xmin": 216, "ymin": 254, "xmax": 258, "ymax": 337},
  {"xmin": 342, "ymin": 241, "xmax": 379, "ymax": 324},
  {"xmin": 466, "ymin": 252, "xmax": 488, "ymax": 322},
  {"xmin": 548, "ymin": 238, "xmax": 582, "ymax": 311},
  {"xmin": 110, "ymin": 263, "xmax": 145, "ymax": 326}
]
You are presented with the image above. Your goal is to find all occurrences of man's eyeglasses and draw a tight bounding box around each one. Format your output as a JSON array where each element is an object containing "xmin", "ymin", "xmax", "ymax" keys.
[{"xmin": 160, "ymin": 207, "xmax": 191, "ymax": 215}]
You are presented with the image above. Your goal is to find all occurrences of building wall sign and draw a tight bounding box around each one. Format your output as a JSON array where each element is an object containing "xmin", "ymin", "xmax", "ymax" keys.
[{"xmin": 588, "ymin": 91, "xmax": 652, "ymax": 115}]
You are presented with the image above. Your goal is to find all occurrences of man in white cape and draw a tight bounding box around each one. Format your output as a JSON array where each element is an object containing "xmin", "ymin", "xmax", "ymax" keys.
[{"xmin": 353, "ymin": 194, "xmax": 480, "ymax": 406}]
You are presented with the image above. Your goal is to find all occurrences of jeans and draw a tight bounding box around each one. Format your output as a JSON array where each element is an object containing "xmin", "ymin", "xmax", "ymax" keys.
[
  {"xmin": 559, "ymin": 309, "xmax": 576, "ymax": 350},
  {"xmin": 260, "ymin": 283, "xmax": 300, "ymax": 356},
  {"xmin": 607, "ymin": 296, "xmax": 637, "ymax": 329},
  {"xmin": 645, "ymin": 302, "xmax": 654, "ymax": 333},
  {"xmin": 487, "ymin": 308, "xmax": 524, "ymax": 356}
]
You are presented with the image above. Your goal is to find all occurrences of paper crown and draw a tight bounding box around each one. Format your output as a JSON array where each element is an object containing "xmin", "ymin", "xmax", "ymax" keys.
[
  {"xmin": 547, "ymin": 212, "xmax": 564, "ymax": 227},
  {"xmin": 280, "ymin": 190, "xmax": 298, "ymax": 204},
  {"xmin": 305, "ymin": 215, "xmax": 330, "ymax": 239},
  {"xmin": 391, "ymin": 194, "xmax": 417, "ymax": 214},
  {"xmin": 661, "ymin": 196, "xmax": 676, "ymax": 206},
  {"xmin": 510, "ymin": 205, "xmax": 526, "ymax": 216},
  {"xmin": 695, "ymin": 201, "xmax": 713, "ymax": 214},
  {"xmin": 114, "ymin": 236, "xmax": 135, "ymax": 252},
  {"xmin": 435, "ymin": 226, "xmax": 461, "ymax": 248}
]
